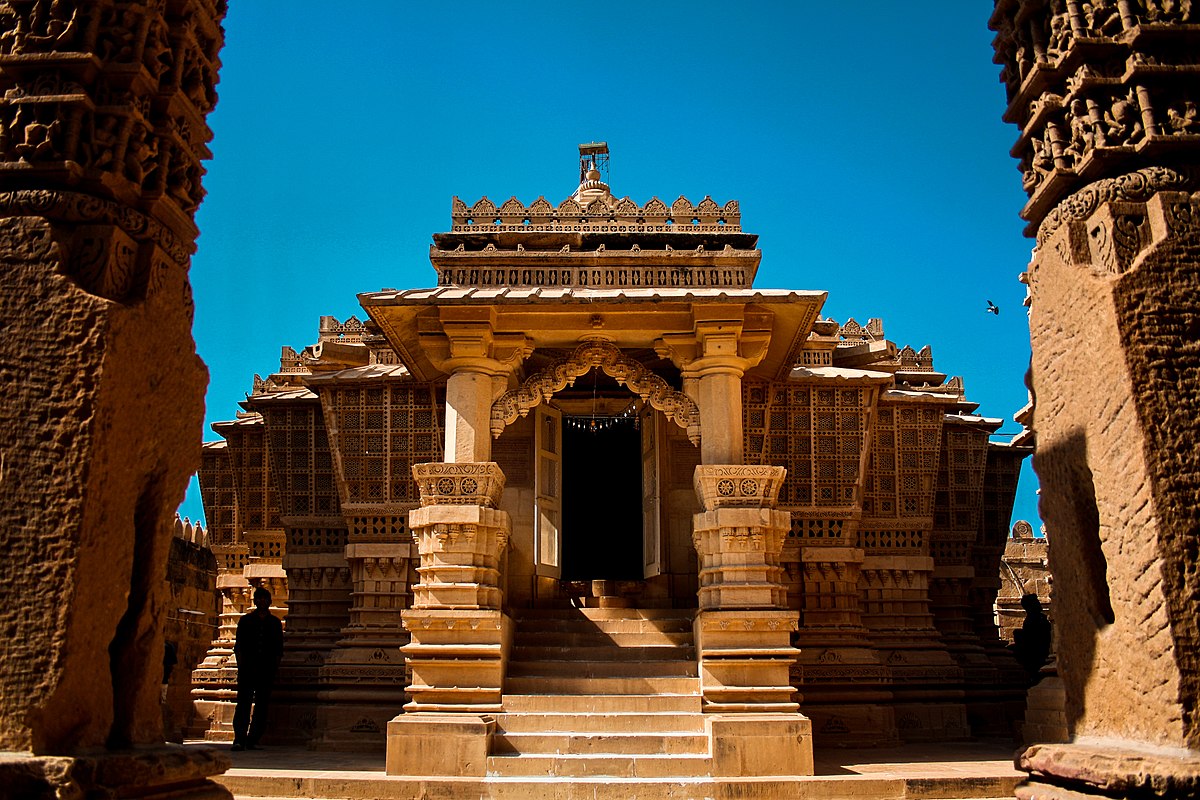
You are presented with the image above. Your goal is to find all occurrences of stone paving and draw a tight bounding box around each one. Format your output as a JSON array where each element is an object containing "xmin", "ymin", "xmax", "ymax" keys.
[{"xmin": 205, "ymin": 739, "xmax": 1023, "ymax": 799}]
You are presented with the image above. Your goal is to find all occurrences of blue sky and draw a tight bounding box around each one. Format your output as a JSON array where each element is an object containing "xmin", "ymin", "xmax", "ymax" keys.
[{"xmin": 179, "ymin": 1, "xmax": 1042, "ymax": 531}]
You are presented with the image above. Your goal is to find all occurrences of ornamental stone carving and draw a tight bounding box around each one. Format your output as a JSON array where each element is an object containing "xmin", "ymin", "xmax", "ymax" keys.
[{"xmin": 491, "ymin": 338, "xmax": 701, "ymax": 443}]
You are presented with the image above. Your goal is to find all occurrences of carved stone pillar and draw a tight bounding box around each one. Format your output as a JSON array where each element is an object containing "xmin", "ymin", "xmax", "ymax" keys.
[
  {"xmin": 691, "ymin": 465, "xmax": 795, "ymax": 708},
  {"xmin": 993, "ymin": 0, "xmax": 1200, "ymax": 792},
  {"xmin": 690, "ymin": 464, "xmax": 813, "ymax": 776},
  {"xmin": 422, "ymin": 311, "xmax": 530, "ymax": 464},
  {"xmin": 0, "ymin": 2, "xmax": 229, "ymax": 796},
  {"xmin": 386, "ymin": 462, "xmax": 512, "ymax": 777}
]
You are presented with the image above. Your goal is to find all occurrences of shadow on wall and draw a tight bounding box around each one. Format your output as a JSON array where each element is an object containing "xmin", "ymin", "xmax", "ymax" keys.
[{"xmin": 1033, "ymin": 428, "xmax": 1114, "ymax": 737}]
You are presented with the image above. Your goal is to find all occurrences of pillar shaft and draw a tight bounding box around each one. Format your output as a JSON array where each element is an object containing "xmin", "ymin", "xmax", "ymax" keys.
[
  {"xmin": 696, "ymin": 366, "xmax": 745, "ymax": 464},
  {"xmin": 444, "ymin": 369, "xmax": 496, "ymax": 463}
]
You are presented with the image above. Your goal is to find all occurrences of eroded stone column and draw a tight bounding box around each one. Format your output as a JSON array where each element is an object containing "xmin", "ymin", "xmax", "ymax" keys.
[
  {"xmin": 386, "ymin": 462, "xmax": 512, "ymax": 777},
  {"xmin": 993, "ymin": 0, "xmax": 1200, "ymax": 792},
  {"xmin": 0, "ymin": 2, "xmax": 229, "ymax": 797}
]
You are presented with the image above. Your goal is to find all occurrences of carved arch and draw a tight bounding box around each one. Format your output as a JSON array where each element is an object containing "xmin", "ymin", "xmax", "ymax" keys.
[{"xmin": 491, "ymin": 340, "xmax": 700, "ymax": 444}]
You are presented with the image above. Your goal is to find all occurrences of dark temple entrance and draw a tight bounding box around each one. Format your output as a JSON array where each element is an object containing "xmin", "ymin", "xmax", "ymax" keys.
[{"xmin": 561, "ymin": 418, "xmax": 643, "ymax": 580}]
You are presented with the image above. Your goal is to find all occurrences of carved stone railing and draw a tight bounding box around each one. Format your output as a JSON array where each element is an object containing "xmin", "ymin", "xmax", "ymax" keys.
[{"xmin": 451, "ymin": 194, "xmax": 741, "ymax": 232}]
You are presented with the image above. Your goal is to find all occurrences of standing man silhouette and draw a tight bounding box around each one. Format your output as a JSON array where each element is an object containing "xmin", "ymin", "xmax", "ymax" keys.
[{"xmin": 231, "ymin": 586, "xmax": 283, "ymax": 751}]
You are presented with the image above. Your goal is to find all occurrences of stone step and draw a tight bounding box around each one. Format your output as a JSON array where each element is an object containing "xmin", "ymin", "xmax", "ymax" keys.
[
  {"xmin": 512, "ymin": 630, "xmax": 694, "ymax": 647},
  {"xmin": 486, "ymin": 752, "xmax": 711, "ymax": 778},
  {"xmin": 506, "ymin": 659, "xmax": 698, "ymax": 678},
  {"xmin": 513, "ymin": 617, "xmax": 693, "ymax": 634},
  {"xmin": 492, "ymin": 731, "xmax": 710, "ymax": 756},
  {"xmin": 504, "ymin": 675, "xmax": 700, "ymax": 695},
  {"xmin": 502, "ymin": 693, "xmax": 702, "ymax": 713},
  {"xmin": 515, "ymin": 607, "xmax": 695, "ymax": 620},
  {"xmin": 510, "ymin": 644, "xmax": 695, "ymax": 662},
  {"xmin": 495, "ymin": 711, "xmax": 705, "ymax": 733}
]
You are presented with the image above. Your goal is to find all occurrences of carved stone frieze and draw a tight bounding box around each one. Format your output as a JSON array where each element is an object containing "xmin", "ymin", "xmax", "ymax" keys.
[
  {"xmin": 451, "ymin": 194, "xmax": 741, "ymax": 232},
  {"xmin": 1036, "ymin": 165, "xmax": 1198, "ymax": 246}
]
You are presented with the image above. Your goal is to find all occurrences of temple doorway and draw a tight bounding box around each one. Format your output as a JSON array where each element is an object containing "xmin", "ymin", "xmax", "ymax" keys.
[{"xmin": 561, "ymin": 418, "xmax": 643, "ymax": 580}]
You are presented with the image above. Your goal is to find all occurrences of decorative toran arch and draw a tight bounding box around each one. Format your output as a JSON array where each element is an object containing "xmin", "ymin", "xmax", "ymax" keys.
[{"xmin": 490, "ymin": 339, "xmax": 701, "ymax": 444}]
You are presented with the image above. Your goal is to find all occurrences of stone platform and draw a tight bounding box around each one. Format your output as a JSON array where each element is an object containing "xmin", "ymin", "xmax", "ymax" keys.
[{"xmin": 208, "ymin": 740, "xmax": 1022, "ymax": 799}]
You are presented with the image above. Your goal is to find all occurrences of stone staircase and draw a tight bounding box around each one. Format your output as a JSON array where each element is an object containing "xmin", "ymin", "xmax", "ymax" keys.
[{"xmin": 488, "ymin": 607, "xmax": 709, "ymax": 778}]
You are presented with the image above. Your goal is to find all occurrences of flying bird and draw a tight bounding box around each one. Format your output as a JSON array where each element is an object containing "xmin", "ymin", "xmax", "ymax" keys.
[{"xmin": 986, "ymin": 300, "xmax": 1000, "ymax": 315}]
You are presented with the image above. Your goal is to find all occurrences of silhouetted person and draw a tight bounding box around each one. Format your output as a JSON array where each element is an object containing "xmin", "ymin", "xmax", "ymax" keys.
[
  {"xmin": 231, "ymin": 586, "xmax": 283, "ymax": 751},
  {"xmin": 1012, "ymin": 592, "xmax": 1051, "ymax": 685}
]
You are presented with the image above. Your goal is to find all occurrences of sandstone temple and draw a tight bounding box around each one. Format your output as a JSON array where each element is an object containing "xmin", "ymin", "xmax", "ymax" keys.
[
  {"xmin": 3, "ymin": 3, "xmax": 1200, "ymax": 799},
  {"xmin": 191, "ymin": 146, "xmax": 1033, "ymax": 779}
]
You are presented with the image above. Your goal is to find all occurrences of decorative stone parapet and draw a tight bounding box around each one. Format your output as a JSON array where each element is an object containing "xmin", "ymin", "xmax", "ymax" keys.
[
  {"xmin": 451, "ymin": 194, "xmax": 742, "ymax": 232},
  {"xmin": 692, "ymin": 465, "xmax": 789, "ymax": 610}
]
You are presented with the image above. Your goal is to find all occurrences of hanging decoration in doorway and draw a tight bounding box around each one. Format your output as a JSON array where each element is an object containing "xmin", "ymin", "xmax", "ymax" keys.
[{"xmin": 565, "ymin": 366, "xmax": 640, "ymax": 433}]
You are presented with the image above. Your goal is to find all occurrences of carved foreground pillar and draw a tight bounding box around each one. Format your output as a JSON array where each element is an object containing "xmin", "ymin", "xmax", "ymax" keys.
[
  {"xmin": 0, "ymin": 2, "xmax": 229, "ymax": 798},
  {"xmin": 992, "ymin": 0, "xmax": 1200, "ymax": 794},
  {"xmin": 386, "ymin": 462, "xmax": 512, "ymax": 777},
  {"xmin": 1018, "ymin": 172, "xmax": 1200, "ymax": 798},
  {"xmin": 691, "ymin": 465, "xmax": 813, "ymax": 777}
]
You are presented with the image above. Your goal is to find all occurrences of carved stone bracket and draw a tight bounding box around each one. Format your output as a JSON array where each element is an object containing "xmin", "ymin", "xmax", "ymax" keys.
[{"xmin": 490, "ymin": 338, "xmax": 700, "ymax": 443}]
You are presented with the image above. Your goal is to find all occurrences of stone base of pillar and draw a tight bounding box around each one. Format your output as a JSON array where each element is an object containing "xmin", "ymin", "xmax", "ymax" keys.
[
  {"xmin": 707, "ymin": 713, "xmax": 814, "ymax": 777},
  {"xmin": 1016, "ymin": 742, "xmax": 1200, "ymax": 799},
  {"xmin": 191, "ymin": 693, "xmax": 236, "ymax": 742},
  {"xmin": 401, "ymin": 609, "xmax": 512, "ymax": 712},
  {"xmin": 0, "ymin": 746, "xmax": 231, "ymax": 800},
  {"xmin": 694, "ymin": 609, "xmax": 799, "ymax": 712},
  {"xmin": 385, "ymin": 713, "xmax": 495, "ymax": 777}
]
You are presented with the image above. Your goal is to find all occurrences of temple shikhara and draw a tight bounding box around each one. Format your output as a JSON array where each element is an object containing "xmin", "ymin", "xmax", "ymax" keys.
[{"xmin": 194, "ymin": 145, "xmax": 1031, "ymax": 778}]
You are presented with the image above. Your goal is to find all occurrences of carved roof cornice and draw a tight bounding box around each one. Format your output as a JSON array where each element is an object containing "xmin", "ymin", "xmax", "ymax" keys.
[{"xmin": 451, "ymin": 194, "xmax": 741, "ymax": 233}]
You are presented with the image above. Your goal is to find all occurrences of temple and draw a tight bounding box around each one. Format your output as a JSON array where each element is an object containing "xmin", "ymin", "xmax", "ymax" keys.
[{"xmin": 196, "ymin": 145, "xmax": 1031, "ymax": 779}]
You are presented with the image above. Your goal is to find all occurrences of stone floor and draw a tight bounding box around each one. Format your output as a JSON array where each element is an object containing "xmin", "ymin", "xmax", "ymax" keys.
[{"xmin": 204, "ymin": 739, "xmax": 1024, "ymax": 800}]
